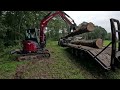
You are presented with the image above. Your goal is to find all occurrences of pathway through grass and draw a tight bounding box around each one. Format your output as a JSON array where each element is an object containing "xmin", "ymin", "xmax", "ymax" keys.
[{"xmin": 1, "ymin": 40, "xmax": 120, "ymax": 79}]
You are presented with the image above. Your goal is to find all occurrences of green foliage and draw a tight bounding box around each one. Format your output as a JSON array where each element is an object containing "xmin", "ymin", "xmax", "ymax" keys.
[
  {"xmin": 0, "ymin": 11, "xmax": 50, "ymax": 48},
  {"xmin": 80, "ymin": 26, "xmax": 107, "ymax": 40},
  {"xmin": 105, "ymin": 33, "xmax": 112, "ymax": 40},
  {"xmin": 0, "ymin": 45, "xmax": 27, "ymax": 79},
  {"xmin": 104, "ymin": 40, "xmax": 111, "ymax": 46},
  {"xmin": 46, "ymin": 15, "xmax": 69, "ymax": 40}
]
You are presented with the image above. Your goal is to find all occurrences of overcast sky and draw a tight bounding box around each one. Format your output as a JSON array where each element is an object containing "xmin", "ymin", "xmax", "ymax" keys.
[{"xmin": 64, "ymin": 11, "xmax": 120, "ymax": 33}]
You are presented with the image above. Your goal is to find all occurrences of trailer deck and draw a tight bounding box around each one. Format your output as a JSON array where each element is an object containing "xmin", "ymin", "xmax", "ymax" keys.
[
  {"xmin": 64, "ymin": 43, "xmax": 112, "ymax": 70},
  {"xmin": 79, "ymin": 45, "xmax": 112, "ymax": 70}
]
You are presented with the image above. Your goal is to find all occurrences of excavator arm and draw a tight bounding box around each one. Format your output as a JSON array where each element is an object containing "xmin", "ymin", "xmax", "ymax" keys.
[{"xmin": 39, "ymin": 11, "xmax": 77, "ymax": 48}]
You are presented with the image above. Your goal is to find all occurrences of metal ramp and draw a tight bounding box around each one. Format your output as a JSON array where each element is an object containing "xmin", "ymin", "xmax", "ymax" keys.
[{"xmin": 80, "ymin": 46, "xmax": 111, "ymax": 70}]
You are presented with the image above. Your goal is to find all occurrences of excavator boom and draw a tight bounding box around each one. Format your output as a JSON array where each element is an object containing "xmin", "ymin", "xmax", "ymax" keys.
[{"xmin": 39, "ymin": 11, "xmax": 77, "ymax": 48}]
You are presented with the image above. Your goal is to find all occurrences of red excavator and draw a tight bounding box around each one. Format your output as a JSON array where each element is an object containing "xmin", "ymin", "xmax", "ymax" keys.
[{"xmin": 11, "ymin": 11, "xmax": 77, "ymax": 61}]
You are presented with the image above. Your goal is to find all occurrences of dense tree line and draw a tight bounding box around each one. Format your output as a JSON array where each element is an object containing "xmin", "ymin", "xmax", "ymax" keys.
[
  {"xmin": 105, "ymin": 32, "xmax": 112, "ymax": 40},
  {"xmin": 46, "ymin": 15, "xmax": 69, "ymax": 40},
  {"xmin": 79, "ymin": 25, "xmax": 111, "ymax": 40},
  {"xmin": 0, "ymin": 11, "xmax": 44, "ymax": 50}
]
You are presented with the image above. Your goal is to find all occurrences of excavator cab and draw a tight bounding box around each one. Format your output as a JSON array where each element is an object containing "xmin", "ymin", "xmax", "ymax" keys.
[
  {"xmin": 25, "ymin": 28, "xmax": 40, "ymax": 43},
  {"xmin": 12, "ymin": 28, "xmax": 50, "ymax": 61},
  {"xmin": 22, "ymin": 28, "xmax": 40, "ymax": 54}
]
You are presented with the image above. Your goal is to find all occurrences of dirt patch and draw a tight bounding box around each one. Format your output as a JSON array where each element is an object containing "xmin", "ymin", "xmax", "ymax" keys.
[{"xmin": 14, "ymin": 58, "xmax": 53, "ymax": 79}]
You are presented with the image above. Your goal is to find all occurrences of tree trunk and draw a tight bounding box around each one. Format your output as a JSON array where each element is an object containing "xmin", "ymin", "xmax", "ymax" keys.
[
  {"xmin": 63, "ymin": 22, "xmax": 94, "ymax": 38},
  {"xmin": 18, "ymin": 16, "xmax": 23, "ymax": 40},
  {"xmin": 71, "ymin": 38, "xmax": 103, "ymax": 49}
]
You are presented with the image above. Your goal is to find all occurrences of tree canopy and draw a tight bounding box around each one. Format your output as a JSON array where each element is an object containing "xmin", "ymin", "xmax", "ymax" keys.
[{"xmin": 80, "ymin": 25, "xmax": 108, "ymax": 40}]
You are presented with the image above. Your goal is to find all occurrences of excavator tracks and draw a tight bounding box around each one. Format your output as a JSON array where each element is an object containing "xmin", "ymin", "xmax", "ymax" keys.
[{"xmin": 16, "ymin": 52, "xmax": 50, "ymax": 61}]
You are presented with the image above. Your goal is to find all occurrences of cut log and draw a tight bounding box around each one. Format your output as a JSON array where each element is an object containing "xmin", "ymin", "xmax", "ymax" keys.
[
  {"xmin": 63, "ymin": 43, "xmax": 81, "ymax": 48},
  {"xmin": 71, "ymin": 38, "xmax": 103, "ymax": 49},
  {"xmin": 77, "ymin": 22, "xmax": 94, "ymax": 31},
  {"xmin": 64, "ymin": 22, "xmax": 94, "ymax": 38}
]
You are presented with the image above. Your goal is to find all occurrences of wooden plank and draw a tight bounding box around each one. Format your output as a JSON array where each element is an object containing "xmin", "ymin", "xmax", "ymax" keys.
[{"xmin": 80, "ymin": 45, "xmax": 111, "ymax": 68}]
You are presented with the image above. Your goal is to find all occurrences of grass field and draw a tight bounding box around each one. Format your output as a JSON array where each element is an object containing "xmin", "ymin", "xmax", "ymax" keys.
[
  {"xmin": 103, "ymin": 40, "xmax": 119, "ymax": 48},
  {"xmin": 103, "ymin": 40, "xmax": 111, "ymax": 46},
  {"xmin": 0, "ymin": 40, "xmax": 120, "ymax": 79}
]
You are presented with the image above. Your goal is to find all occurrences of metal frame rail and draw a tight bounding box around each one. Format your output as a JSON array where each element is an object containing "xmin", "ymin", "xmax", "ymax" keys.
[{"xmin": 92, "ymin": 18, "xmax": 120, "ymax": 70}]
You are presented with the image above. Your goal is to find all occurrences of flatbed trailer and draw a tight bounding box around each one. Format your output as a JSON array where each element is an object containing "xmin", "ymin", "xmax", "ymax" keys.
[
  {"xmin": 63, "ymin": 43, "xmax": 112, "ymax": 70},
  {"xmin": 60, "ymin": 18, "xmax": 120, "ymax": 70}
]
